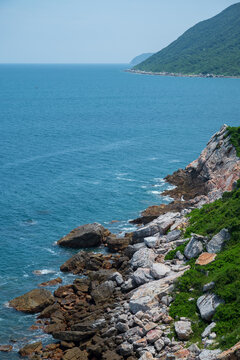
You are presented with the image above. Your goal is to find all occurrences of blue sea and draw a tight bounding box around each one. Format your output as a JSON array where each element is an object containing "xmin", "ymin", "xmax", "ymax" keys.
[{"xmin": 0, "ymin": 64, "xmax": 240, "ymax": 358}]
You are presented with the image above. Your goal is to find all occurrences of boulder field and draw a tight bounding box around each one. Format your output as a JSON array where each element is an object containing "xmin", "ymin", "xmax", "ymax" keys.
[{"xmin": 5, "ymin": 125, "xmax": 240, "ymax": 360}]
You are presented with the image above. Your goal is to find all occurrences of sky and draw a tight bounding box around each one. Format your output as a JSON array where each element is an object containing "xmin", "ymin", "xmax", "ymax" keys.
[{"xmin": 0, "ymin": 0, "xmax": 239, "ymax": 63}]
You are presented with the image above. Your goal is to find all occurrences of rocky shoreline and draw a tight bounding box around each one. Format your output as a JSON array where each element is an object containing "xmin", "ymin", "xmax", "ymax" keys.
[
  {"xmin": 3, "ymin": 125, "xmax": 240, "ymax": 360},
  {"xmin": 125, "ymin": 69, "xmax": 240, "ymax": 79}
]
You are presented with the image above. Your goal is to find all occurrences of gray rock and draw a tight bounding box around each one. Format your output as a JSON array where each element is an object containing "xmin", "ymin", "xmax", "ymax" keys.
[
  {"xmin": 175, "ymin": 251, "xmax": 184, "ymax": 260},
  {"xmin": 150, "ymin": 263, "xmax": 171, "ymax": 280},
  {"xmin": 132, "ymin": 212, "xmax": 180, "ymax": 241},
  {"xmin": 131, "ymin": 268, "xmax": 154, "ymax": 286},
  {"xmin": 116, "ymin": 322, "xmax": 129, "ymax": 333},
  {"xmin": 118, "ymin": 342, "xmax": 133, "ymax": 356},
  {"xmin": 209, "ymin": 332, "xmax": 217, "ymax": 339},
  {"xmin": 121, "ymin": 278, "xmax": 135, "ymax": 292},
  {"xmin": 118, "ymin": 314, "xmax": 128, "ymax": 323},
  {"xmin": 57, "ymin": 222, "xmax": 106, "ymax": 248},
  {"xmin": 203, "ymin": 282, "xmax": 215, "ymax": 293},
  {"xmin": 110, "ymin": 272, "xmax": 124, "ymax": 286},
  {"xmin": 184, "ymin": 234, "xmax": 205, "ymax": 259},
  {"xmin": 129, "ymin": 296, "xmax": 153, "ymax": 314},
  {"xmin": 197, "ymin": 294, "xmax": 224, "ymax": 321},
  {"xmin": 206, "ymin": 229, "xmax": 230, "ymax": 253},
  {"xmin": 174, "ymin": 321, "xmax": 192, "ymax": 340},
  {"xmin": 201, "ymin": 322, "xmax": 216, "ymax": 338},
  {"xmin": 154, "ymin": 338, "xmax": 165, "ymax": 352},
  {"xmin": 130, "ymin": 248, "xmax": 155, "ymax": 270},
  {"xmin": 199, "ymin": 349, "xmax": 221, "ymax": 360},
  {"xmin": 139, "ymin": 351, "xmax": 155, "ymax": 360},
  {"xmin": 144, "ymin": 236, "xmax": 159, "ymax": 248},
  {"xmin": 91, "ymin": 280, "xmax": 115, "ymax": 304},
  {"xmin": 166, "ymin": 230, "xmax": 181, "ymax": 242},
  {"xmin": 188, "ymin": 343, "xmax": 200, "ymax": 354}
]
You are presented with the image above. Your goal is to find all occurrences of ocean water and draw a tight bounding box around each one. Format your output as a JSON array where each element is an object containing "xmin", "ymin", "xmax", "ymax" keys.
[{"xmin": 0, "ymin": 64, "xmax": 240, "ymax": 358}]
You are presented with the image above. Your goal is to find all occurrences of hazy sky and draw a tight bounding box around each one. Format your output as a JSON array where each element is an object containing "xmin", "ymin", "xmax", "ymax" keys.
[{"xmin": 0, "ymin": 0, "xmax": 238, "ymax": 63}]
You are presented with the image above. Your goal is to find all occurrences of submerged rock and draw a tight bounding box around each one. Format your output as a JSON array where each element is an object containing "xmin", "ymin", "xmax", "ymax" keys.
[
  {"xmin": 10, "ymin": 288, "xmax": 54, "ymax": 313},
  {"xmin": 57, "ymin": 222, "xmax": 109, "ymax": 248}
]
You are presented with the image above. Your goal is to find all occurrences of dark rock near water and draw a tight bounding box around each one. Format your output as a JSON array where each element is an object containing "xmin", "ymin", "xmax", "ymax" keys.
[
  {"xmin": 10, "ymin": 288, "xmax": 54, "ymax": 313},
  {"xmin": 19, "ymin": 342, "xmax": 42, "ymax": 356},
  {"xmin": 57, "ymin": 222, "xmax": 110, "ymax": 248}
]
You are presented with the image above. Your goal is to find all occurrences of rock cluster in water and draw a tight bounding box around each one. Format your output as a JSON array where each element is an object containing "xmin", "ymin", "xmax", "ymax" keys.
[{"xmin": 5, "ymin": 125, "xmax": 240, "ymax": 360}]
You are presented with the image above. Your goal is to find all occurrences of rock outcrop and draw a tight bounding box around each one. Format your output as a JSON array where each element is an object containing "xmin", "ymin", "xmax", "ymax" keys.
[
  {"xmin": 57, "ymin": 223, "xmax": 110, "ymax": 248},
  {"xmin": 9, "ymin": 289, "xmax": 54, "ymax": 313}
]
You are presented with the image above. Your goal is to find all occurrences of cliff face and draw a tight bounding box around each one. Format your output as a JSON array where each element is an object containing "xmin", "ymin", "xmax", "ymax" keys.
[
  {"xmin": 135, "ymin": 125, "xmax": 240, "ymax": 225},
  {"xmin": 186, "ymin": 124, "xmax": 240, "ymax": 199}
]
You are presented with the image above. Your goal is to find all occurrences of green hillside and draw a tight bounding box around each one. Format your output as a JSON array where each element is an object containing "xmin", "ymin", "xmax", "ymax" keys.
[{"xmin": 134, "ymin": 3, "xmax": 240, "ymax": 76}]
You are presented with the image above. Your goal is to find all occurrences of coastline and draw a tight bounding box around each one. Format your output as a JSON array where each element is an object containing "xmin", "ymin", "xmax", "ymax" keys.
[
  {"xmin": 125, "ymin": 69, "xmax": 240, "ymax": 79},
  {"xmin": 3, "ymin": 125, "xmax": 240, "ymax": 359}
]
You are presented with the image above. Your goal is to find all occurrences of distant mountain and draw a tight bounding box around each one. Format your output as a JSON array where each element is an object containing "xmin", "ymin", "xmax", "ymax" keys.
[
  {"xmin": 134, "ymin": 3, "xmax": 240, "ymax": 76},
  {"xmin": 129, "ymin": 53, "xmax": 154, "ymax": 67}
]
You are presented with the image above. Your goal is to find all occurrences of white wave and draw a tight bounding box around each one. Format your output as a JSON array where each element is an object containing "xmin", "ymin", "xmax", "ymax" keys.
[
  {"xmin": 166, "ymin": 184, "xmax": 176, "ymax": 190},
  {"xmin": 141, "ymin": 185, "xmax": 147, "ymax": 188},
  {"xmin": 44, "ymin": 248, "xmax": 57, "ymax": 255},
  {"xmin": 153, "ymin": 177, "xmax": 165, "ymax": 183},
  {"xmin": 23, "ymin": 274, "xmax": 29, "ymax": 278},
  {"xmin": 53, "ymin": 241, "xmax": 58, "ymax": 246},
  {"xmin": 3, "ymin": 301, "xmax": 10, "ymax": 308},
  {"xmin": 33, "ymin": 269, "xmax": 56, "ymax": 275},
  {"xmin": 116, "ymin": 176, "xmax": 135, "ymax": 182},
  {"xmin": 21, "ymin": 219, "xmax": 38, "ymax": 226},
  {"xmin": 148, "ymin": 157, "xmax": 158, "ymax": 161},
  {"xmin": 169, "ymin": 159, "xmax": 181, "ymax": 163},
  {"xmin": 115, "ymin": 172, "xmax": 128, "ymax": 176},
  {"xmin": 162, "ymin": 195, "xmax": 173, "ymax": 202},
  {"xmin": 149, "ymin": 190, "xmax": 162, "ymax": 195}
]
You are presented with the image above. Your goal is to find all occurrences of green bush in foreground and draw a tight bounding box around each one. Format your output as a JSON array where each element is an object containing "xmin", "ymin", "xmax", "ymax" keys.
[{"xmin": 227, "ymin": 126, "xmax": 240, "ymax": 157}]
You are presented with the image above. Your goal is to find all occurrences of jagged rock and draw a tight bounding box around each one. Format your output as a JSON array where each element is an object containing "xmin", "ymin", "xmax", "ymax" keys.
[
  {"xmin": 146, "ymin": 329, "xmax": 162, "ymax": 343},
  {"xmin": 118, "ymin": 342, "xmax": 133, "ymax": 356},
  {"xmin": 71, "ymin": 318, "xmax": 106, "ymax": 332},
  {"xmin": 129, "ymin": 271, "xmax": 187, "ymax": 314},
  {"xmin": 217, "ymin": 341, "xmax": 240, "ymax": 359},
  {"xmin": 58, "ymin": 223, "xmax": 108, "ymax": 248},
  {"xmin": 38, "ymin": 277, "xmax": 62, "ymax": 287},
  {"xmin": 0, "ymin": 345, "xmax": 13, "ymax": 352},
  {"xmin": 19, "ymin": 342, "xmax": 42, "ymax": 356},
  {"xmin": 203, "ymin": 282, "xmax": 215, "ymax": 292},
  {"xmin": 202, "ymin": 322, "xmax": 216, "ymax": 338},
  {"xmin": 199, "ymin": 349, "xmax": 221, "ymax": 360},
  {"xmin": 197, "ymin": 294, "xmax": 224, "ymax": 321},
  {"xmin": 121, "ymin": 278, "xmax": 135, "ymax": 292},
  {"xmin": 91, "ymin": 280, "xmax": 115, "ymax": 304},
  {"xmin": 9, "ymin": 289, "xmax": 54, "ymax": 313},
  {"xmin": 110, "ymin": 272, "xmax": 124, "ymax": 286},
  {"xmin": 131, "ymin": 268, "xmax": 154, "ymax": 286},
  {"xmin": 206, "ymin": 229, "xmax": 230, "ymax": 253},
  {"xmin": 116, "ymin": 321, "xmax": 129, "ymax": 333},
  {"xmin": 188, "ymin": 344, "xmax": 200, "ymax": 354},
  {"xmin": 53, "ymin": 330, "xmax": 96, "ymax": 342},
  {"xmin": 144, "ymin": 236, "xmax": 159, "ymax": 248},
  {"xmin": 38, "ymin": 302, "xmax": 60, "ymax": 318},
  {"xmin": 174, "ymin": 321, "xmax": 192, "ymax": 340},
  {"xmin": 175, "ymin": 250, "xmax": 184, "ymax": 260},
  {"xmin": 184, "ymin": 234, "xmax": 206, "ymax": 259},
  {"xmin": 139, "ymin": 352, "xmax": 155, "ymax": 360},
  {"xmin": 124, "ymin": 243, "xmax": 146, "ymax": 258},
  {"xmin": 154, "ymin": 338, "xmax": 165, "ymax": 351},
  {"xmin": 130, "ymin": 248, "xmax": 155, "ymax": 270},
  {"xmin": 150, "ymin": 263, "xmax": 171, "ymax": 279},
  {"xmin": 166, "ymin": 230, "xmax": 182, "ymax": 242},
  {"xmin": 132, "ymin": 212, "xmax": 180, "ymax": 242},
  {"xmin": 196, "ymin": 252, "xmax": 217, "ymax": 265},
  {"xmin": 63, "ymin": 347, "xmax": 88, "ymax": 360},
  {"xmin": 106, "ymin": 235, "xmax": 129, "ymax": 252}
]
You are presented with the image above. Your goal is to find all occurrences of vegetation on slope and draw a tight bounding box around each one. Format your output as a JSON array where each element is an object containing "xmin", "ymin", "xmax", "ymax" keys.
[
  {"xmin": 134, "ymin": 3, "xmax": 240, "ymax": 76},
  {"xmin": 168, "ymin": 180, "xmax": 240, "ymax": 349},
  {"xmin": 166, "ymin": 126, "xmax": 240, "ymax": 349}
]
